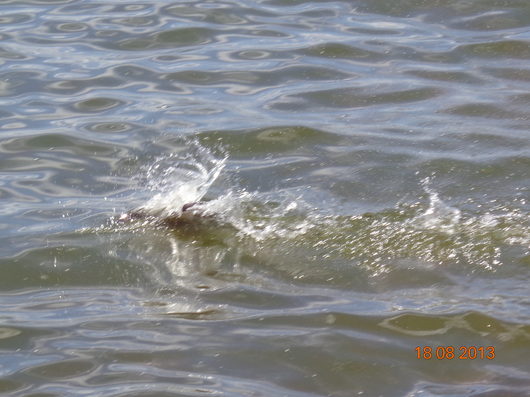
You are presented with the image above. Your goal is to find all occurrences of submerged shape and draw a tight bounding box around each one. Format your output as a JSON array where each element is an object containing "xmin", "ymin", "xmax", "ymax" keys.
[{"xmin": 119, "ymin": 201, "xmax": 217, "ymax": 230}]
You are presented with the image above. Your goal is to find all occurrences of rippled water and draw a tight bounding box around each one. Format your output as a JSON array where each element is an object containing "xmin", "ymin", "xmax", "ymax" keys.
[{"xmin": 1, "ymin": 1, "xmax": 529, "ymax": 396}]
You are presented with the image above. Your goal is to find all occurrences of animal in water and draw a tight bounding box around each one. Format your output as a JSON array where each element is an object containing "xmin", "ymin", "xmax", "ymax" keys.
[
  {"xmin": 117, "ymin": 201, "xmax": 235, "ymax": 246},
  {"xmin": 118, "ymin": 201, "xmax": 215, "ymax": 229}
]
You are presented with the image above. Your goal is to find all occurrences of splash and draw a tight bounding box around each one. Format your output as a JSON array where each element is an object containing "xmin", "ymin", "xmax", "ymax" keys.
[
  {"xmin": 412, "ymin": 178, "xmax": 461, "ymax": 234},
  {"xmin": 124, "ymin": 141, "xmax": 313, "ymax": 243},
  {"xmin": 306, "ymin": 186, "xmax": 529, "ymax": 273},
  {"xmin": 138, "ymin": 142, "xmax": 227, "ymax": 218},
  {"xmin": 107, "ymin": 143, "xmax": 528, "ymax": 287}
]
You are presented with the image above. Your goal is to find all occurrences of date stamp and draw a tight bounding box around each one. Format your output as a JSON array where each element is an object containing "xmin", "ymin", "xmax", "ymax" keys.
[{"xmin": 415, "ymin": 346, "xmax": 495, "ymax": 360}]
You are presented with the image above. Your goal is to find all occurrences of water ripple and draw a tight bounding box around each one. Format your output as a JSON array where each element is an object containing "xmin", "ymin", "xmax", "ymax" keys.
[{"xmin": 0, "ymin": 0, "xmax": 529, "ymax": 396}]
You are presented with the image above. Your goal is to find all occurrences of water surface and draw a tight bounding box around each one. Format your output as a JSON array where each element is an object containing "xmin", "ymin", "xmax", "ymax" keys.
[{"xmin": 0, "ymin": 0, "xmax": 529, "ymax": 396}]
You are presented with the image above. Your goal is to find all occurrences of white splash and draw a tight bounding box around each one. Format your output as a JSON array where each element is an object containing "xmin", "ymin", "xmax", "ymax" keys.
[
  {"xmin": 129, "ymin": 141, "xmax": 314, "ymax": 242},
  {"xmin": 139, "ymin": 143, "xmax": 227, "ymax": 217},
  {"xmin": 413, "ymin": 178, "xmax": 461, "ymax": 234}
]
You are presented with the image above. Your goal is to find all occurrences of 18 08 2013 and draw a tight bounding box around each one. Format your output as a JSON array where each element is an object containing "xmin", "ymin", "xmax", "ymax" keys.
[{"xmin": 415, "ymin": 346, "xmax": 495, "ymax": 360}]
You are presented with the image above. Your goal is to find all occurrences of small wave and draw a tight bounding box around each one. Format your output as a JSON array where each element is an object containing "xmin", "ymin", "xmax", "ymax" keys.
[{"xmin": 106, "ymin": 143, "xmax": 528, "ymax": 287}]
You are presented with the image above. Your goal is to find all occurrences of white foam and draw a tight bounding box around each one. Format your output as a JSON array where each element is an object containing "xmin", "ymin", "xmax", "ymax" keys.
[
  {"xmin": 413, "ymin": 178, "xmax": 461, "ymax": 234},
  {"xmin": 131, "ymin": 142, "xmax": 315, "ymax": 242},
  {"xmin": 139, "ymin": 143, "xmax": 227, "ymax": 217}
]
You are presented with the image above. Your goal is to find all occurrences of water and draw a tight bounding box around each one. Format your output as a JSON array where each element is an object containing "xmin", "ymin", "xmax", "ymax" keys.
[{"xmin": 0, "ymin": 0, "xmax": 529, "ymax": 396}]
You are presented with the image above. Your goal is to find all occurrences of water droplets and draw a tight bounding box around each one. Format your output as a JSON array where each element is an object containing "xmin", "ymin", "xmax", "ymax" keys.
[
  {"xmin": 106, "ymin": 143, "xmax": 528, "ymax": 284},
  {"xmin": 412, "ymin": 190, "xmax": 461, "ymax": 234},
  {"xmin": 138, "ymin": 142, "xmax": 227, "ymax": 217}
]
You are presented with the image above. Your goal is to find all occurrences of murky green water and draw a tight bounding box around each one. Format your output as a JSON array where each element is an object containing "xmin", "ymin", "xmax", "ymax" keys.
[{"xmin": 1, "ymin": 1, "xmax": 529, "ymax": 396}]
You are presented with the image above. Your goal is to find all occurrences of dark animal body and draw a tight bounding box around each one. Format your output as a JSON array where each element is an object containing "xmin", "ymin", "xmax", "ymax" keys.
[
  {"xmin": 118, "ymin": 201, "xmax": 238, "ymax": 246},
  {"xmin": 119, "ymin": 201, "xmax": 217, "ymax": 230}
]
